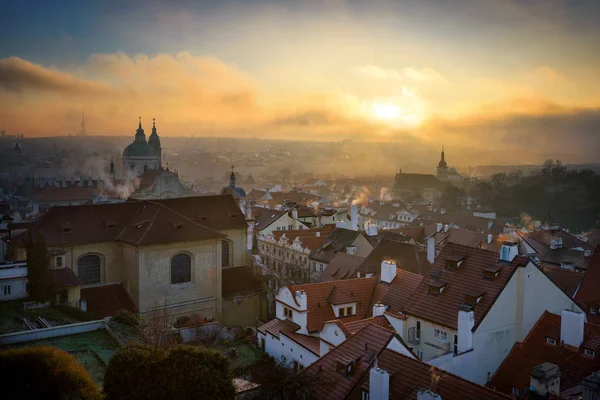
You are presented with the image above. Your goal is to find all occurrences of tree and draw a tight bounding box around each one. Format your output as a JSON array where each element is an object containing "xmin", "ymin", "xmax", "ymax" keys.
[
  {"xmin": 26, "ymin": 231, "xmax": 52, "ymax": 302},
  {"xmin": 439, "ymin": 185, "xmax": 466, "ymax": 211},
  {"xmin": 0, "ymin": 347, "xmax": 101, "ymax": 400},
  {"xmin": 104, "ymin": 344, "xmax": 235, "ymax": 400}
]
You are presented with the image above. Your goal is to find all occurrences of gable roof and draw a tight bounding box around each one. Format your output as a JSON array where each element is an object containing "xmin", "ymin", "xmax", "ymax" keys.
[
  {"xmin": 311, "ymin": 228, "xmax": 364, "ymax": 263},
  {"xmin": 489, "ymin": 311, "xmax": 600, "ymax": 395},
  {"xmin": 11, "ymin": 200, "xmax": 225, "ymax": 247},
  {"xmin": 436, "ymin": 228, "xmax": 486, "ymax": 248},
  {"xmin": 358, "ymin": 349, "xmax": 512, "ymax": 400},
  {"xmin": 153, "ymin": 195, "xmax": 247, "ymax": 230},
  {"xmin": 358, "ymin": 239, "xmax": 431, "ymax": 276},
  {"xmin": 542, "ymin": 266, "xmax": 584, "ymax": 298},
  {"xmin": 575, "ymin": 247, "xmax": 600, "ymax": 307},
  {"xmin": 394, "ymin": 173, "xmax": 446, "ymax": 190},
  {"xmin": 525, "ymin": 229, "xmax": 595, "ymax": 251},
  {"xmin": 300, "ymin": 324, "xmax": 396, "ymax": 400},
  {"xmin": 403, "ymin": 243, "xmax": 527, "ymax": 330},
  {"xmin": 370, "ymin": 269, "xmax": 424, "ymax": 314},
  {"xmin": 252, "ymin": 208, "xmax": 287, "ymax": 230},
  {"xmin": 320, "ymin": 252, "xmax": 365, "ymax": 282},
  {"xmin": 290, "ymin": 278, "xmax": 379, "ymax": 332}
]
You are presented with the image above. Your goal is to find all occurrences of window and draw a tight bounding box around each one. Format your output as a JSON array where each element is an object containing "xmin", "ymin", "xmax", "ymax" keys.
[
  {"xmin": 433, "ymin": 328, "xmax": 448, "ymax": 342},
  {"xmin": 346, "ymin": 307, "xmax": 353, "ymax": 316},
  {"xmin": 3, "ymin": 285, "xmax": 12, "ymax": 296},
  {"xmin": 283, "ymin": 306, "xmax": 293, "ymax": 319},
  {"xmin": 171, "ymin": 253, "xmax": 192, "ymax": 285},
  {"xmin": 56, "ymin": 256, "xmax": 63, "ymax": 268},
  {"xmin": 339, "ymin": 307, "xmax": 346, "ymax": 317},
  {"xmin": 585, "ymin": 348, "xmax": 596, "ymax": 357},
  {"xmin": 361, "ymin": 390, "xmax": 370, "ymax": 400},
  {"xmin": 222, "ymin": 240, "xmax": 230, "ymax": 267},
  {"xmin": 512, "ymin": 387, "xmax": 521, "ymax": 396},
  {"xmin": 546, "ymin": 337, "xmax": 557, "ymax": 345},
  {"xmin": 78, "ymin": 254, "xmax": 101, "ymax": 285},
  {"xmin": 591, "ymin": 308, "xmax": 597, "ymax": 315}
]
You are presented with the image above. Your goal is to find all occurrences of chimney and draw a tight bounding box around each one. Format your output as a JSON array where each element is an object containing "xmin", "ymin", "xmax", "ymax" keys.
[
  {"xmin": 427, "ymin": 235, "xmax": 436, "ymax": 264},
  {"xmin": 381, "ymin": 260, "xmax": 397, "ymax": 284},
  {"xmin": 373, "ymin": 301, "xmax": 386, "ymax": 317},
  {"xmin": 351, "ymin": 205, "xmax": 358, "ymax": 231},
  {"xmin": 292, "ymin": 209, "xmax": 298, "ymax": 230},
  {"xmin": 443, "ymin": 224, "xmax": 449, "ymax": 233},
  {"xmin": 346, "ymin": 245, "xmax": 357, "ymax": 255},
  {"xmin": 316, "ymin": 232, "xmax": 320, "ymax": 237},
  {"xmin": 369, "ymin": 367, "xmax": 390, "ymax": 400},
  {"xmin": 436, "ymin": 223, "xmax": 443, "ymax": 233},
  {"xmin": 417, "ymin": 390, "xmax": 442, "ymax": 400},
  {"xmin": 500, "ymin": 242, "xmax": 518, "ymax": 262},
  {"xmin": 560, "ymin": 261, "xmax": 575, "ymax": 271},
  {"xmin": 530, "ymin": 363, "xmax": 560, "ymax": 396},
  {"xmin": 550, "ymin": 238, "xmax": 563, "ymax": 250},
  {"xmin": 246, "ymin": 207, "xmax": 252, "ymax": 220},
  {"xmin": 585, "ymin": 250, "xmax": 592, "ymax": 258},
  {"xmin": 457, "ymin": 305, "xmax": 474, "ymax": 353},
  {"xmin": 561, "ymin": 309, "xmax": 584, "ymax": 348},
  {"xmin": 487, "ymin": 234, "xmax": 492, "ymax": 244},
  {"xmin": 582, "ymin": 371, "xmax": 600, "ymax": 400},
  {"xmin": 295, "ymin": 290, "xmax": 308, "ymax": 311},
  {"xmin": 367, "ymin": 225, "xmax": 379, "ymax": 237}
]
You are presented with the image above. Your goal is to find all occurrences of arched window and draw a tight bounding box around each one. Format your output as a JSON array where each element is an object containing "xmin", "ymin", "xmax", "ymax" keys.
[
  {"xmin": 144, "ymin": 164, "xmax": 148, "ymax": 172},
  {"xmin": 171, "ymin": 253, "xmax": 191, "ymax": 284},
  {"xmin": 78, "ymin": 254, "xmax": 101, "ymax": 285},
  {"xmin": 222, "ymin": 240, "xmax": 230, "ymax": 267}
]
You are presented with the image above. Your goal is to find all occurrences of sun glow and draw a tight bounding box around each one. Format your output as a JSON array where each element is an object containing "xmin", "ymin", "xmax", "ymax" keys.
[{"xmin": 372, "ymin": 102, "xmax": 402, "ymax": 120}]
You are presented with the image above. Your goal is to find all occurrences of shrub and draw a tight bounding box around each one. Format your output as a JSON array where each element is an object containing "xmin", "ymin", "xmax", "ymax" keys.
[
  {"xmin": 173, "ymin": 315, "xmax": 191, "ymax": 328},
  {"xmin": 112, "ymin": 309, "xmax": 140, "ymax": 326},
  {"xmin": 0, "ymin": 346, "xmax": 101, "ymax": 400},
  {"xmin": 104, "ymin": 344, "xmax": 235, "ymax": 400}
]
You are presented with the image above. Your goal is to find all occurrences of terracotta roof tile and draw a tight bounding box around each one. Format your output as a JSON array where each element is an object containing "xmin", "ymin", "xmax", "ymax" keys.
[
  {"xmin": 370, "ymin": 269, "xmax": 424, "ymax": 314},
  {"xmin": 291, "ymin": 278, "xmax": 379, "ymax": 332},
  {"xmin": 320, "ymin": 252, "xmax": 365, "ymax": 282},
  {"xmin": 281, "ymin": 331, "xmax": 320, "ymax": 355},
  {"xmin": 311, "ymin": 228, "xmax": 364, "ymax": 264},
  {"xmin": 404, "ymin": 243, "xmax": 522, "ymax": 330},
  {"xmin": 50, "ymin": 267, "xmax": 82, "ymax": 289},
  {"xmin": 361, "ymin": 349, "xmax": 512, "ymax": 400},
  {"xmin": 154, "ymin": 195, "xmax": 247, "ymax": 230},
  {"xmin": 358, "ymin": 239, "xmax": 431, "ymax": 276},
  {"xmin": 489, "ymin": 311, "xmax": 600, "ymax": 395},
  {"xmin": 81, "ymin": 283, "xmax": 137, "ymax": 319},
  {"xmin": 328, "ymin": 287, "xmax": 357, "ymax": 305},
  {"xmin": 343, "ymin": 316, "xmax": 391, "ymax": 334},
  {"xmin": 541, "ymin": 266, "xmax": 584, "ymax": 298},
  {"xmin": 257, "ymin": 318, "xmax": 299, "ymax": 338},
  {"xmin": 576, "ymin": 248, "xmax": 600, "ymax": 307},
  {"xmin": 301, "ymin": 324, "xmax": 395, "ymax": 400},
  {"xmin": 253, "ymin": 208, "xmax": 287, "ymax": 230}
]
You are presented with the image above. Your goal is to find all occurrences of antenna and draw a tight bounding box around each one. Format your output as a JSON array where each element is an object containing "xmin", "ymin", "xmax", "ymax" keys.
[{"xmin": 80, "ymin": 111, "xmax": 87, "ymax": 136}]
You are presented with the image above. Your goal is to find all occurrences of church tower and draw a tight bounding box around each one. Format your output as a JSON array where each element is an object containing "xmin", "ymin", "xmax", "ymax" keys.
[
  {"xmin": 148, "ymin": 118, "xmax": 162, "ymax": 169},
  {"xmin": 436, "ymin": 146, "xmax": 449, "ymax": 180}
]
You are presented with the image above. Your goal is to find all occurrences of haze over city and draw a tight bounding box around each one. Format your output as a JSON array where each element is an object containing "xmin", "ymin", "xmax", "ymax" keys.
[{"xmin": 1, "ymin": 0, "xmax": 599, "ymax": 166}]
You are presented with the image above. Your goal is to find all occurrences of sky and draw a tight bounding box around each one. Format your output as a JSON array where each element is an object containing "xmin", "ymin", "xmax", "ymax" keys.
[{"xmin": 1, "ymin": 0, "xmax": 599, "ymax": 165}]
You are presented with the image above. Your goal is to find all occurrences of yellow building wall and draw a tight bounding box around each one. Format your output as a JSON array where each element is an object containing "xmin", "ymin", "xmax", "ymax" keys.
[{"xmin": 221, "ymin": 228, "xmax": 248, "ymax": 267}]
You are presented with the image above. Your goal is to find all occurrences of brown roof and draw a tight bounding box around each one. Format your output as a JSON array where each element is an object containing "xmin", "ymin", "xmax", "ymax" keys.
[
  {"xmin": 404, "ymin": 243, "xmax": 527, "ymax": 330},
  {"xmin": 50, "ymin": 267, "xmax": 82, "ymax": 289},
  {"xmin": 257, "ymin": 318, "xmax": 299, "ymax": 338},
  {"xmin": 541, "ymin": 266, "xmax": 584, "ymax": 298},
  {"xmin": 252, "ymin": 208, "xmax": 287, "ymax": 230},
  {"xmin": 222, "ymin": 266, "xmax": 263, "ymax": 296},
  {"xmin": 247, "ymin": 189, "xmax": 322, "ymax": 207},
  {"xmin": 489, "ymin": 311, "xmax": 600, "ymax": 395},
  {"xmin": 357, "ymin": 349, "xmax": 512, "ymax": 400},
  {"xmin": 576, "ymin": 248, "xmax": 600, "ymax": 307},
  {"xmin": 281, "ymin": 331, "xmax": 320, "ymax": 355},
  {"xmin": 370, "ymin": 269, "xmax": 424, "ymax": 314},
  {"xmin": 436, "ymin": 228, "xmax": 486, "ymax": 248},
  {"xmin": 387, "ymin": 226, "xmax": 426, "ymax": 243},
  {"xmin": 154, "ymin": 195, "xmax": 247, "ymax": 230},
  {"xmin": 343, "ymin": 315, "xmax": 391, "ymax": 334},
  {"xmin": 358, "ymin": 239, "xmax": 431, "ymax": 276},
  {"xmin": 320, "ymin": 252, "xmax": 365, "ymax": 282},
  {"xmin": 311, "ymin": 228, "xmax": 364, "ymax": 264},
  {"xmin": 81, "ymin": 283, "xmax": 138, "ymax": 318},
  {"xmin": 291, "ymin": 278, "xmax": 379, "ymax": 332},
  {"xmin": 525, "ymin": 229, "xmax": 595, "ymax": 251},
  {"xmin": 300, "ymin": 323, "xmax": 396, "ymax": 400},
  {"xmin": 12, "ymin": 200, "xmax": 225, "ymax": 247},
  {"xmin": 32, "ymin": 181, "xmax": 120, "ymax": 203}
]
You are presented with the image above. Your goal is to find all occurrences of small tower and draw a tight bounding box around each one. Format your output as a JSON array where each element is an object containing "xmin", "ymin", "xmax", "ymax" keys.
[
  {"xmin": 148, "ymin": 118, "xmax": 162, "ymax": 168},
  {"xmin": 135, "ymin": 117, "xmax": 146, "ymax": 143},
  {"xmin": 436, "ymin": 146, "xmax": 448, "ymax": 180},
  {"xmin": 229, "ymin": 165, "xmax": 236, "ymax": 187},
  {"xmin": 109, "ymin": 156, "xmax": 116, "ymax": 181}
]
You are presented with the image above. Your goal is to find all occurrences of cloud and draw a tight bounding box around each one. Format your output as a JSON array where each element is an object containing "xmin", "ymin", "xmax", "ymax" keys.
[
  {"xmin": 358, "ymin": 65, "xmax": 446, "ymax": 84},
  {"xmin": 358, "ymin": 65, "xmax": 404, "ymax": 81},
  {"xmin": 403, "ymin": 67, "xmax": 446, "ymax": 83}
]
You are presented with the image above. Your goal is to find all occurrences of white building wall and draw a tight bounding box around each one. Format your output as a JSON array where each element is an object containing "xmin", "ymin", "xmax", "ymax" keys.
[
  {"xmin": 280, "ymin": 333, "xmax": 319, "ymax": 368},
  {"xmin": 0, "ymin": 277, "xmax": 28, "ymax": 301},
  {"xmin": 319, "ymin": 322, "xmax": 347, "ymax": 348},
  {"xmin": 386, "ymin": 337, "xmax": 415, "ymax": 358}
]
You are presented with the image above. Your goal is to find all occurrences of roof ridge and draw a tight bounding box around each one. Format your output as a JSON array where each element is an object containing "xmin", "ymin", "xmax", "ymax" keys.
[
  {"xmin": 293, "ymin": 276, "xmax": 378, "ymax": 289},
  {"xmin": 135, "ymin": 202, "xmax": 162, "ymax": 245},
  {"xmin": 147, "ymin": 200, "xmax": 226, "ymax": 237},
  {"xmin": 444, "ymin": 241, "xmax": 501, "ymax": 255},
  {"xmin": 115, "ymin": 201, "xmax": 145, "ymax": 241}
]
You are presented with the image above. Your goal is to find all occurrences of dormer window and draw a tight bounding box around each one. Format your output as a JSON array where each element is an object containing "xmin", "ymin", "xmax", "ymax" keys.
[
  {"xmin": 55, "ymin": 256, "xmax": 63, "ymax": 268},
  {"xmin": 283, "ymin": 306, "xmax": 293, "ymax": 319},
  {"xmin": 482, "ymin": 265, "xmax": 502, "ymax": 280},
  {"xmin": 465, "ymin": 289, "xmax": 485, "ymax": 307},
  {"xmin": 585, "ymin": 348, "xmax": 596, "ymax": 357},
  {"xmin": 591, "ymin": 308, "xmax": 597, "ymax": 315},
  {"xmin": 103, "ymin": 220, "xmax": 116, "ymax": 229},
  {"xmin": 171, "ymin": 221, "xmax": 183, "ymax": 230},
  {"xmin": 546, "ymin": 337, "xmax": 557, "ymax": 345},
  {"xmin": 428, "ymin": 280, "xmax": 447, "ymax": 296},
  {"xmin": 60, "ymin": 221, "xmax": 72, "ymax": 233},
  {"xmin": 444, "ymin": 254, "xmax": 465, "ymax": 271}
]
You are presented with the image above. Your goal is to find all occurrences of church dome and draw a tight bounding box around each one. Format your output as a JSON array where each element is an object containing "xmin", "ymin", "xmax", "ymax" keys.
[
  {"xmin": 220, "ymin": 185, "xmax": 247, "ymax": 198},
  {"xmin": 123, "ymin": 142, "xmax": 159, "ymax": 157}
]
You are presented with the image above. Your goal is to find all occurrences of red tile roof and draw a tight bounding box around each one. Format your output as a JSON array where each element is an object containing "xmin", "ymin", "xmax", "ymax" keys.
[
  {"xmin": 291, "ymin": 278, "xmax": 379, "ymax": 333},
  {"xmin": 12, "ymin": 200, "xmax": 225, "ymax": 247},
  {"xmin": 525, "ymin": 229, "xmax": 595, "ymax": 251},
  {"xmin": 403, "ymin": 243, "xmax": 526, "ymax": 330},
  {"xmin": 358, "ymin": 239, "xmax": 431, "ymax": 276},
  {"xmin": 81, "ymin": 283, "xmax": 138, "ymax": 318},
  {"xmin": 50, "ymin": 267, "xmax": 82, "ymax": 289},
  {"xmin": 281, "ymin": 331, "xmax": 320, "ymax": 355},
  {"xmin": 541, "ymin": 266, "xmax": 584, "ymax": 298},
  {"xmin": 370, "ymin": 269, "xmax": 424, "ymax": 314},
  {"xmin": 320, "ymin": 252, "xmax": 365, "ymax": 282},
  {"xmin": 300, "ymin": 324, "xmax": 396, "ymax": 400},
  {"xmin": 358, "ymin": 349, "xmax": 512, "ymax": 400},
  {"xmin": 576, "ymin": 248, "xmax": 600, "ymax": 307},
  {"xmin": 343, "ymin": 315, "xmax": 391, "ymax": 334},
  {"xmin": 257, "ymin": 318, "xmax": 299, "ymax": 338},
  {"xmin": 489, "ymin": 311, "xmax": 600, "ymax": 395}
]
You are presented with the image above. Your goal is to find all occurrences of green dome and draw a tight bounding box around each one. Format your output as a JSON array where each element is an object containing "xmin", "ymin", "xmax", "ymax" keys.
[{"xmin": 123, "ymin": 142, "xmax": 159, "ymax": 157}]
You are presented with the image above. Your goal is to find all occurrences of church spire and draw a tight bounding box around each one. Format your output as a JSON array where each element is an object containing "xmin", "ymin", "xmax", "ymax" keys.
[
  {"xmin": 230, "ymin": 165, "xmax": 236, "ymax": 187},
  {"xmin": 135, "ymin": 116, "xmax": 146, "ymax": 143}
]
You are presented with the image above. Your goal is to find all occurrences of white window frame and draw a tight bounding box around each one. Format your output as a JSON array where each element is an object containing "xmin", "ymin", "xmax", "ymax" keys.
[
  {"xmin": 3, "ymin": 285, "xmax": 12, "ymax": 296},
  {"xmin": 512, "ymin": 387, "xmax": 520, "ymax": 395},
  {"xmin": 56, "ymin": 256, "xmax": 63, "ymax": 268},
  {"xmin": 585, "ymin": 348, "xmax": 596, "ymax": 357},
  {"xmin": 433, "ymin": 328, "xmax": 448, "ymax": 342},
  {"xmin": 361, "ymin": 390, "xmax": 370, "ymax": 400},
  {"xmin": 546, "ymin": 337, "xmax": 557, "ymax": 345}
]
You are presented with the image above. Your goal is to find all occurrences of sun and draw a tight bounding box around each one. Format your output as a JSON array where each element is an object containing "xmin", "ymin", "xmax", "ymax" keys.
[{"xmin": 372, "ymin": 101, "xmax": 402, "ymax": 120}]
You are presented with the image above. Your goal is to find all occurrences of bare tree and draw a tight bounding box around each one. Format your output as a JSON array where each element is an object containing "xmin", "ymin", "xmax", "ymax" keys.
[{"xmin": 139, "ymin": 300, "xmax": 180, "ymax": 352}]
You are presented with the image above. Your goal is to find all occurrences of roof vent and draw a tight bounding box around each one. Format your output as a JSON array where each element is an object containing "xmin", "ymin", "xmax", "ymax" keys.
[
  {"xmin": 171, "ymin": 221, "xmax": 183, "ymax": 230},
  {"xmin": 103, "ymin": 220, "xmax": 116, "ymax": 229},
  {"xmin": 482, "ymin": 264, "xmax": 502, "ymax": 280},
  {"xmin": 445, "ymin": 254, "xmax": 466, "ymax": 271},
  {"xmin": 427, "ymin": 280, "xmax": 447, "ymax": 296},
  {"xmin": 59, "ymin": 221, "xmax": 72, "ymax": 233}
]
